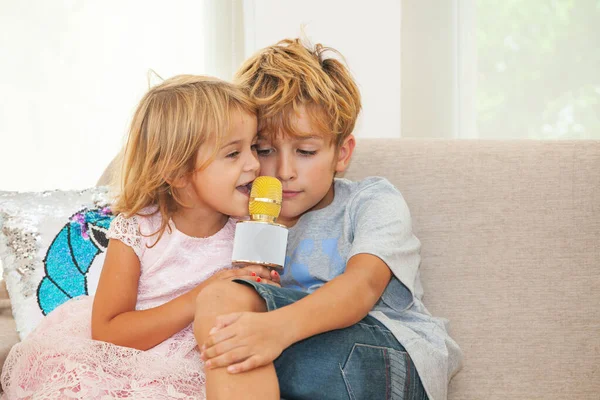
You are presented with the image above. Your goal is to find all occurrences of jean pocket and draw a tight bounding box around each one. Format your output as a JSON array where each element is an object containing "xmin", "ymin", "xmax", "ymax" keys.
[{"xmin": 341, "ymin": 344, "xmax": 409, "ymax": 400}]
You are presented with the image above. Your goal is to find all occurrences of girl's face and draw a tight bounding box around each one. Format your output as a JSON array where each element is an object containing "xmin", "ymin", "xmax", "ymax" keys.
[
  {"xmin": 256, "ymin": 107, "xmax": 354, "ymax": 227},
  {"xmin": 184, "ymin": 110, "xmax": 259, "ymax": 218}
]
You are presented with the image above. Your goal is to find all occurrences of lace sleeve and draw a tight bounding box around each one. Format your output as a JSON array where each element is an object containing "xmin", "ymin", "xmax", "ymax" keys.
[{"xmin": 107, "ymin": 214, "xmax": 144, "ymax": 259}]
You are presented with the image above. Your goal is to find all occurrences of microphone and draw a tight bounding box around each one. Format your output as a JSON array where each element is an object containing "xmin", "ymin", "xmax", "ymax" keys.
[{"xmin": 231, "ymin": 176, "xmax": 289, "ymax": 269}]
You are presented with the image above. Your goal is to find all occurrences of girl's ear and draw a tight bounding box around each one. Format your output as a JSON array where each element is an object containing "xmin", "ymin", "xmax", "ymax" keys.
[
  {"xmin": 335, "ymin": 135, "xmax": 356, "ymax": 173},
  {"xmin": 166, "ymin": 173, "xmax": 189, "ymax": 190}
]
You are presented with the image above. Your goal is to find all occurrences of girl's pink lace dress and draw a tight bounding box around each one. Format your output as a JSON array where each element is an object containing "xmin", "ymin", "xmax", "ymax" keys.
[{"xmin": 1, "ymin": 211, "xmax": 236, "ymax": 399}]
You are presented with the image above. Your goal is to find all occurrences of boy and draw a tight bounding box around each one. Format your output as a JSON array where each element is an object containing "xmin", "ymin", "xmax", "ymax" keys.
[{"xmin": 194, "ymin": 39, "xmax": 462, "ymax": 400}]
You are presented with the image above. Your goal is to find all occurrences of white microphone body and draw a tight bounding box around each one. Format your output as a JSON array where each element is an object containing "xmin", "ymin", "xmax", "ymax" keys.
[
  {"xmin": 232, "ymin": 176, "xmax": 288, "ymax": 269},
  {"xmin": 231, "ymin": 221, "xmax": 288, "ymax": 269}
]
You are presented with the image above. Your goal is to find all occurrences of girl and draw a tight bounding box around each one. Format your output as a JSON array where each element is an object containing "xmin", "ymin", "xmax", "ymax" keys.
[{"xmin": 1, "ymin": 75, "xmax": 279, "ymax": 399}]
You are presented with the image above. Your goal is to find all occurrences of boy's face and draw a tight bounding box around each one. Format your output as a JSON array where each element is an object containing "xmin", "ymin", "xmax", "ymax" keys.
[{"xmin": 256, "ymin": 107, "xmax": 354, "ymax": 227}]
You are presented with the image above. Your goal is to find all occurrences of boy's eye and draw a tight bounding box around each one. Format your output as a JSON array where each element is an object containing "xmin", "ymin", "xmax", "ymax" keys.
[
  {"xmin": 256, "ymin": 147, "xmax": 273, "ymax": 157},
  {"xmin": 226, "ymin": 151, "xmax": 240, "ymax": 158},
  {"xmin": 297, "ymin": 149, "xmax": 317, "ymax": 156}
]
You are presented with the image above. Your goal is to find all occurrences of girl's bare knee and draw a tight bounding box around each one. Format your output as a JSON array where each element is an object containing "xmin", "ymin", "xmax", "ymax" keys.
[
  {"xmin": 195, "ymin": 280, "xmax": 265, "ymax": 316},
  {"xmin": 193, "ymin": 281, "xmax": 265, "ymax": 341}
]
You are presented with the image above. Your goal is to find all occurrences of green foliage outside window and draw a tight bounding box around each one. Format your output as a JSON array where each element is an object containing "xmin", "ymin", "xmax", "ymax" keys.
[{"xmin": 476, "ymin": 0, "xmax": 600, "ymax": 139}]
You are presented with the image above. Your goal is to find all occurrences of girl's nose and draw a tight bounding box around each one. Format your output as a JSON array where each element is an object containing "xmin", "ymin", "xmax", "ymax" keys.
[{"xmin": 245, "ymin": 150, "xmax": 260, "ymax": 173}]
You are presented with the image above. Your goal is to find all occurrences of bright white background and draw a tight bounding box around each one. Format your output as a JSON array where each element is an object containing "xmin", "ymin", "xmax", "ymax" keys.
[
  {"xmin": 0, "ymin": 0, "xmax": 401, "ymax": 191},
  {"xmin": 1, "ymin": 0, "xmax": 598, "ymax": 192},
  {"xmin": 0, "ymin": 0, "xmax": 207, "ymax": 191}
]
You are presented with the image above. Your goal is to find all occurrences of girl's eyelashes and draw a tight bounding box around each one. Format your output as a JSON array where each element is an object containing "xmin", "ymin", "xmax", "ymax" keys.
[{"xmin": 227, "ymin": 144, "xmax": 261, "ymax": 159}]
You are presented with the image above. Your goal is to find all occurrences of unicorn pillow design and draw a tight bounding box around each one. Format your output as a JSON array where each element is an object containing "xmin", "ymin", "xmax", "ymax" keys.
[{"xmin": 38, "ymin": 207, "xmax": 114, "ymax": 315}]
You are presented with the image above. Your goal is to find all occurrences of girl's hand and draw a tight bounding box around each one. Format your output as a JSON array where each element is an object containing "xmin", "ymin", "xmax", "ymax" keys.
[
  {"xmin": 200, "ymin": 311, "xmax": 292, "ymax": 374},
  {"xmin": 207, "ymin": 265, "xmax": 281, "ymax": 287}
]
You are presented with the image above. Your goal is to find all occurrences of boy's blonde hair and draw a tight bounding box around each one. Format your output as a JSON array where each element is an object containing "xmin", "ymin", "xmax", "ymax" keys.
[
  {"xmin": 234, "ymin": 38, "xmax": 361, "ymax": 148},
  {"xmin": 112, "ymin": 75, "xmax": 255, "ymax": 241}
]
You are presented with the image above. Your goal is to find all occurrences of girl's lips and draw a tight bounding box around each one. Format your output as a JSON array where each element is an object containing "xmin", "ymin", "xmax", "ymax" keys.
[
  {"xmin": 236, "ymin": 182, "xmax": 253, "ymax": 196},
  {"xmin": 282, "ymin": 190, "xmax": 301, "ymax": 199}
]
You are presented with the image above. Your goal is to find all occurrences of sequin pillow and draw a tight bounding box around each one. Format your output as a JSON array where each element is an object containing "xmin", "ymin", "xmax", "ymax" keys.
[{"xmin": 0, "ymin": 187, "xmax": 114, "ymax": 339}]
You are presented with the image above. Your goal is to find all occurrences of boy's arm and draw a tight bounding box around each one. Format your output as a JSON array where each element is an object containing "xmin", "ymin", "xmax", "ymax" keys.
[
  {"xmin": 201, "ymin": 181, "xmax": 418, "ymax": 372},
  {"xmin": 275, "ymin": 253, "xmax": 392, "ymax": 345},
  {"xmin": 279, "ymin": 182, "xmax": 417, "ymax": 341},
  {"xmin": 201, "ymin": 254, "xmax": 392, "ymax": 372}
]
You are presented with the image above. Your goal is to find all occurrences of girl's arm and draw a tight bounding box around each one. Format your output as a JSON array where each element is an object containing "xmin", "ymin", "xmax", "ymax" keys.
[
  {"xmin": 92, "ymin": 239, "xmax": 279, "ymax": 350},
  {"xmin": 91, "ymin": 239, "xmax": 200, "ymax": 350}
]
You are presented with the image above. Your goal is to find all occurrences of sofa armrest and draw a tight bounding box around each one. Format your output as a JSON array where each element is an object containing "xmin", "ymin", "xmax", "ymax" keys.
[{"xmin": 0, "ymin": 280, "xmax": 20, "ymax": 379}]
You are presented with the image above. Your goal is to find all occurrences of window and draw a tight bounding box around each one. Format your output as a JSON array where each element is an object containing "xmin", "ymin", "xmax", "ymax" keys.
[
  {"xmin": 401, "ymin": 0, "xmax": 600, "ymax": 139},
  {"xmin": 476, "ymin": 0, "xmax": 600, "ymax": 139}
]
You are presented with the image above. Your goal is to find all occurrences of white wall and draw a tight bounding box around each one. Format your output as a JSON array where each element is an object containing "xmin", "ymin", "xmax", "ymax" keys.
[
  {"xmin": 0, "ymin": 1, "xmax": 207, "ymax": 191},
  {"xmin": 0, "ymin": 1, "xmax": 403, "ymax": 192},
  {"xmin": 243, "ymin": 0, "xmax": 402, "ymax": 140}
]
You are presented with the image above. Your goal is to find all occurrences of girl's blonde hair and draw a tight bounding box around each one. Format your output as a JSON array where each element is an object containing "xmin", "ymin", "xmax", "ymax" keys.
[
  {"xmin": 112, "ymin": 75, "xmax": 255, "ymax": 242},
  {"xmin": 234, "ymin": 38, "xmax": 361, "ymax": 148}
]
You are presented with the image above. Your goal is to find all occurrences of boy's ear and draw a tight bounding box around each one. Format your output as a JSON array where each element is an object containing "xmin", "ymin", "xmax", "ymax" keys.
[{"xmin": 335, "ymin": 135, "xmax": 356, "ymax": 173}]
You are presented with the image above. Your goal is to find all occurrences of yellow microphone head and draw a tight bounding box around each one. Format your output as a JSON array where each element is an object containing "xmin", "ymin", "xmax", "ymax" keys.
[{"xmin": 249, "ymin": 176, "xmax": 282, "ymax": 221}]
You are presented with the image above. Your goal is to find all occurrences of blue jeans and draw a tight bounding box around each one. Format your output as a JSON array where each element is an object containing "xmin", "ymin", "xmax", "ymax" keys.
[{"xmin": 234, "ymin": 279, "xmax": 428, "ymax": 400}]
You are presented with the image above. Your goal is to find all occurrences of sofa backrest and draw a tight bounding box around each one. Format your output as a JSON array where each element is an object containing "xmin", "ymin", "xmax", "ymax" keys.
[
  {"xmin": 343, "ymin": 139, "xmax": 600, "ymax": 399},
  {"xmin": 97, "ymin": 139, "xmax": 599, "ymax": 399}
]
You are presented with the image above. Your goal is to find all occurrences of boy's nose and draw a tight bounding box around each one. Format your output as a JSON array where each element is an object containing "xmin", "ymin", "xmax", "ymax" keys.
[{"xmin": 277, "ymin": 156, "xmax": 296, "ymax": 181}]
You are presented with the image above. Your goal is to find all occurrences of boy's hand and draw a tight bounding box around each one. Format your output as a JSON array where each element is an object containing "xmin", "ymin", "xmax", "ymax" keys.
[{"xmin": 200, "ymin": 311, "xmax": 291, "ymax": 374}]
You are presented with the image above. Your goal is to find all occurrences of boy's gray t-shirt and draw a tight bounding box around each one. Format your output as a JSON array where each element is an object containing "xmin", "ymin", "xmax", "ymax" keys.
[{"xmin": 281, "ymin": 177, "xmax": 462, "ymax": 400}]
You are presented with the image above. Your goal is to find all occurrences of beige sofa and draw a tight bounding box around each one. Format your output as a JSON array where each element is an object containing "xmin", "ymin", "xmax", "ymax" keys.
[{"xmin": 1, "ymin": 139, "xmax": 599, "ymax": 399}]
